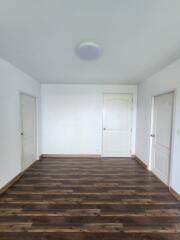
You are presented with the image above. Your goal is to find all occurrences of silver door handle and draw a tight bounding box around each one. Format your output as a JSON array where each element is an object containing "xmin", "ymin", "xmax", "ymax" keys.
[{"xmin": 150, "ymin": 134, "xmax": 155, "ymax": 137}]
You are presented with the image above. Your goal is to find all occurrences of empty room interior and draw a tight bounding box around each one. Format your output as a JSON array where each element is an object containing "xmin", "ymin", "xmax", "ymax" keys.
[{"xmin": 0, "ymin": 0, "xmax": 180, "ymax": 239}]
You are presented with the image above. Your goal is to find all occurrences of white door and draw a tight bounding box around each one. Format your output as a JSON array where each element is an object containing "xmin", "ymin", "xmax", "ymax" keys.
[
  {"xmin": 102, "ymin": 94, "xmax": 132, "ymax": 157},
  {"xmin": 20, "ymin": 93, "xmax": 37, "ymax": 171},
  {"xmin": 151, "ymin": 92, "xmax": 174, "ymax": 185}
]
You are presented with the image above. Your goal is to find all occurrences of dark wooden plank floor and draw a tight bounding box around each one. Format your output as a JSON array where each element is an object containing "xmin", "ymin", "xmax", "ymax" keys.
[{"xmin": 0, "ymin": 157, "xmax": 180, "ymax": 240}]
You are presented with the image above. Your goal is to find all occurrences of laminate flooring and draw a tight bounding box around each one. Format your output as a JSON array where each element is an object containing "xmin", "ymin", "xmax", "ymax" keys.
[{"xmin": 0, "ymin": 157, "xmax": 179, "ymax": 240}]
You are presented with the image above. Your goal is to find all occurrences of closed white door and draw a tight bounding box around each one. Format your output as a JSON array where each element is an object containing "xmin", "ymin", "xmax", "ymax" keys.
[
  {"xmin": 102, "ymin": 94, "xmax": 132, "ymax": 157},
  {"xmin": 151, "ymin": 92, "xmax": 174, "ymax": 185},
  {"xmin": 21, "ymin": 93, "xmax": 37, "ymax": 171}
]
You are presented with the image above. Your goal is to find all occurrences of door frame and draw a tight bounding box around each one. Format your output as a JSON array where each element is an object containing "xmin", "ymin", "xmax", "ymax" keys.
[
  {"xmin": 102, "ymin": 93, "xmax": 133, "ymax": 157},
  {"xmin": 19, "ymin": 92, "xmax": 38, "ymax": 171},
  {"xmin": 149, "ymin": 89, "xmax": 177, "ymax": 187}
]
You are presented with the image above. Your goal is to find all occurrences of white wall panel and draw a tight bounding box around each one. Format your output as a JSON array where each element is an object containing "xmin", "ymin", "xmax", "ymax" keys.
[
  {"xmin": 0, "ymin": 58, "xmax": 41, "ymax": 189},
  {"xmin": 41, "ymin": 84, "xmax": 137, "ymax": 155}
]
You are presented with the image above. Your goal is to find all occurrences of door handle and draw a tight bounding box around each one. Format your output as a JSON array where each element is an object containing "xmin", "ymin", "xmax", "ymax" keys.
[
  {"xmin": 150, "ymin": 134, "xmax": 155, "ymax": 138},
  {"xmin": 21, "ymin": 132, "xmax": 24, "ymax": 136},
  {"xmin": 103, "ymin": 128, "xmax": 106, "ymax": 131}
]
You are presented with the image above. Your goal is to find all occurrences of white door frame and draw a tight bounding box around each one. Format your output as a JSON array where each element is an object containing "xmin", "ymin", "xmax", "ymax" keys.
[
  {"xmin": 149, "ymin": 89, "xmax": 177, "ymax": 187},
  {"xmin": 19, "ymin": 92, "xmax": 38, "ymax": 171},
  {"xmin": 102, "ymin": 93, "xmax": 133, "ymax": 157}
]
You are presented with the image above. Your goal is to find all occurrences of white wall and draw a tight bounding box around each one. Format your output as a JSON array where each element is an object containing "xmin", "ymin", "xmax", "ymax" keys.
[
  {"xmin": 136, "ymin": 59, "xmax": 180, "ymax": 194},
  {"xmin": 0, "ymin": 58, "xmax": 41, "ymax": 189},
  {"xmin": 41, "ymin": 84, "xmax": 137, "ymax": 155}
]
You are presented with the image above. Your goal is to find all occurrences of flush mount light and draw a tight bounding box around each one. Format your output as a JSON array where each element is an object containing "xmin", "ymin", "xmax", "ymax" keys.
[{"xmin": 76, "ymin": 41, "xmax": 102, "ymax": 61}]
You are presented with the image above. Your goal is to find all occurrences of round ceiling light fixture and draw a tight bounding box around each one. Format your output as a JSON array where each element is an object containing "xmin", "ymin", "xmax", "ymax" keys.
[{"xmin": 76, "ymin": 41, "xmax": 102, "ymax": 61}]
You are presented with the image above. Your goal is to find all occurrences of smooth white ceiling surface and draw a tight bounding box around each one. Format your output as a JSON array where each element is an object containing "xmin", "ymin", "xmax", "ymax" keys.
[{"xmin": 0, "ymin": 0, "xmax": 180, "ymax": 84}]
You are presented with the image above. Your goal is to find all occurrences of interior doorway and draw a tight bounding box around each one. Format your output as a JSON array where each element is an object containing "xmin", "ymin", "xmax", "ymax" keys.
[
  {"xmin": 102, "ymin": 93, "xmax": 133, "ymax": 157},
  {"xmin": 150, "ymin": 91, "xmax": 174, "ymax": 185},
  {"xmin": 20, "ymin": 93, "xmax": 37, "ymax": 171}
]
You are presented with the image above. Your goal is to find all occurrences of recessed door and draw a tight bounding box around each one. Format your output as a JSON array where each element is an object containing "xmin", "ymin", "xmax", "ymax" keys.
[
  {"xmin": 102, "ymin": 94, "xmax": 132, "ymax": 157},
  {"xmin": 20, "ymin": 93, "xmax": 37, "ymax": 171},
  {"xmin": 151, "ymin": 92, "xmax": 174, "ymax": 185}
]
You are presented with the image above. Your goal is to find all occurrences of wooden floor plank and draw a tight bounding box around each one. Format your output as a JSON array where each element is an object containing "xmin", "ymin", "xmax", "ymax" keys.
[{"xmin": 0, "ymin": 157, "xmax": 179, "ymax": 239}]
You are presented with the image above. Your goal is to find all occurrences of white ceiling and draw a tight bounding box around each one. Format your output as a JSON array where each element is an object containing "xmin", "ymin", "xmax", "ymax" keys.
[{"xmin": 0, "ymin": 0, "xmax": 180, "ymax": 84}]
